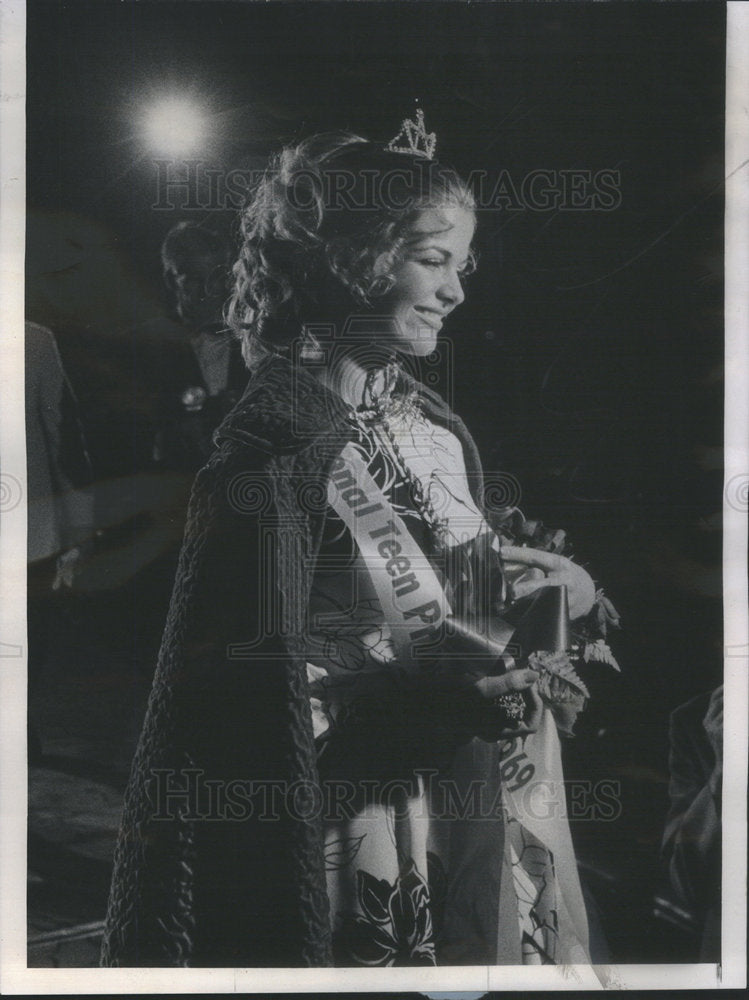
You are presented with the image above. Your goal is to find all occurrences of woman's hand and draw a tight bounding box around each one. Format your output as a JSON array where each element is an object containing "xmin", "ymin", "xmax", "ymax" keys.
[
  {"xmin": 456, "ymin": 667, "xmax": 543, "ymax": 740},
  {"xmin": 500, "ymin": 544, "xmax": 596, "ymax": 620},
  {"xmin": 472, "ymin": 666, "xmax": 539, "ymax": 702},
  {"xmin": 475, "ymin": 668, "xmax": 543, "ymax": 736}
]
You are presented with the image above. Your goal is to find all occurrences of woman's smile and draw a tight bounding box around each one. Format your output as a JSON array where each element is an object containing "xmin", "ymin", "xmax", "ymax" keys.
[
  {"xmin": 376, "ymin": 203, "xmax": 476, "ymax": 355},
  {"xmin": 412, "ymin": 306, "xmax": 446, "ymax": 331}
]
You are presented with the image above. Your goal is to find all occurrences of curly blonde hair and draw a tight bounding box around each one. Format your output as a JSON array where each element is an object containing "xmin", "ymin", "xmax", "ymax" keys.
[{"xmin": 226, "ymin": 132, "xmax": 476, "ymax": 366}]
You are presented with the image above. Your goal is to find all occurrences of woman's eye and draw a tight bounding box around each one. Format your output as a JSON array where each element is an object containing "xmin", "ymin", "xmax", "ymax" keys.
[{"xmin": 420, "ymin": 258, "xmax": 444, "ymax": 268}]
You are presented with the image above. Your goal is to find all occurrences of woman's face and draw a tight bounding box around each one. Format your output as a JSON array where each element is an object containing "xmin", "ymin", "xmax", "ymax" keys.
[{"xmin": 377, "ymin": 204, "xmax": 475, "ymax": 357}]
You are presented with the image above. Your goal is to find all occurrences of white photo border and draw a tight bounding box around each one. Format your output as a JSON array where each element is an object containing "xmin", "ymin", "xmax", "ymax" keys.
[{"xmin": 1, "ymin": 0, "xmax": 746, "ymax": 992}]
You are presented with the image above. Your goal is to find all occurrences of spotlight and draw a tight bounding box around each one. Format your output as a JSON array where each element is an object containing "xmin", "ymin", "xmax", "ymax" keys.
[{"xmin": 142, "ymin": 96, "xmax": 208, "ymax": 157}]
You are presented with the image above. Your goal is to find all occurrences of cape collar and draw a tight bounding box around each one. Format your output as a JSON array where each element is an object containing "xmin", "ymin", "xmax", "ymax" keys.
[{"xmin": 214, "ymin": 352, "xmax": 462, "ymax": 456}]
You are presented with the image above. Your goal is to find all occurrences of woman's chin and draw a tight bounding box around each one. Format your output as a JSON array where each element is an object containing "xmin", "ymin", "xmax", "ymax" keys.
[{"xmin": 394, "ymin": 331, "xmax": 439, "ymax": 358}]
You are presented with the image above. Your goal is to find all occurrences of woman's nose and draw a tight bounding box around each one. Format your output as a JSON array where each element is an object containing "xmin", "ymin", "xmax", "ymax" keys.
[{"xmin": 437, "ymin": 268, "xmax": 465, "ymax": 307}]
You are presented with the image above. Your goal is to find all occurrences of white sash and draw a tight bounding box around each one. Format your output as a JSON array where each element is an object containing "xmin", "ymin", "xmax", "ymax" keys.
[
  {"xmin": 499, "ymin": 710, "xmax": 591, "ymax": 963},
  {"xmin": 326, "ymin": 442, "xmax": 452, "ymax": 671}
]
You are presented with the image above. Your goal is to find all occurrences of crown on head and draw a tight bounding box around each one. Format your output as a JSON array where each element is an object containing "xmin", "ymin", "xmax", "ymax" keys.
[{"xmin": 386, "ymin": 108, "xmax": 437, "ymax": 160}]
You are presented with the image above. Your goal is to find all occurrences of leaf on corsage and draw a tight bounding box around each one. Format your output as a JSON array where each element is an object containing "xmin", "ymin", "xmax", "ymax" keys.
[
  {"xmin": 583, "ymin": 638, "xmax": 621, "ymax": 672},
  {"xmin": 593, "ymin": 589, "xmax": 621, "ymax": 636},
  {"xmin": 529, "ymin": 649, "xmax": 590, "ymax": 706}
]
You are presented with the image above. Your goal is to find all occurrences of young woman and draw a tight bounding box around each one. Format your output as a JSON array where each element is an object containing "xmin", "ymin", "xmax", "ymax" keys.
[{"xmin": 102, "ymin": 123, "xmax": 599, "ymax": 968}]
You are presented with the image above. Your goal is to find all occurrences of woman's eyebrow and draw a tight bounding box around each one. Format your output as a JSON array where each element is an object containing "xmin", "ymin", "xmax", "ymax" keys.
[
  {"xmin": 407, "ymin": 239, "xmax": 450, "ymax": 254},
  {"xmin": 407, "ymin": 242, "xmax": 470, "ymax": 266}
]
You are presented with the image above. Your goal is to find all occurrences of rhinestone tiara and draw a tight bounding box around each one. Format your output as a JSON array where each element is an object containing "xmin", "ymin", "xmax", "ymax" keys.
[{"xmin": 386, "ymin": 108, "xmax": 437, "ymax": 160}]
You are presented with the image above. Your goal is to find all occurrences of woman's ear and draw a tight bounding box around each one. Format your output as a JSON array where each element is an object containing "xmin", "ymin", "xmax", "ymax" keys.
[
  {"xmin": 368, "ymin": 252, "xmax": 394, "ymax": 298},
  {"xmin": 372, "ymin": 251, "xmax": 390, "ymax": 277}
]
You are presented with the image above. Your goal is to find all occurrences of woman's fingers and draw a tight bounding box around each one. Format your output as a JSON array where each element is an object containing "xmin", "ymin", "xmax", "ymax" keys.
[
  {"xmin": 475, "ymin": 669, "xmax": 539, "ymax": 700},
  {"xmin": 517, "ymin": 684, "xmax": 543, "ymax": 733},
  {"xmin": 500, "ymin": 545, "xmax": 565, "ymax": 572},
  {"xmin": 503, "ymin": 564, "xmax": 546, "ymax": 584},
  {"xmin": 549, "ymin": 566, "xmax": 595, "ymax": 618},
  {"xmin": 508, "ymin": 577, "xmax": 548, "ymax": 600},
  {"xmin": 568, "ymin": 573, "xmax": 596, "ymax": 618},
  {"xmin": 502, "ymin": 545, "xmax": 596, "ymax": 619}
]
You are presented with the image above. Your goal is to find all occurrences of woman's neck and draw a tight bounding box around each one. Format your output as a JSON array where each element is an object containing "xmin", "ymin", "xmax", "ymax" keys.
[{"xmin": 319, "ymin": 348, "xmax": 398, "ymax": 410}]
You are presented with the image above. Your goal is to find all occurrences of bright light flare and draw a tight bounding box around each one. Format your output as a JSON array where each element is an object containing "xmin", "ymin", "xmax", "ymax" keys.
[{"xmin": 141, "ymin": 96, "xmax": 208, "ymax": 157}]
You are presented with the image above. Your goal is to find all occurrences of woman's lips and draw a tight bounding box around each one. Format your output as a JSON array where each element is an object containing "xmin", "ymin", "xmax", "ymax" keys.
[{"xmin": 413, "ymin": 307, "xmax": 444, "ymax": 330}]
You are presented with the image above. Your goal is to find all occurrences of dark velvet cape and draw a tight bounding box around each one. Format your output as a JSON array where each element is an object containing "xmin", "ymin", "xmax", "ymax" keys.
[{"xmin": 101, "ymin": 352, "xmax": 488, "ymax": 967}]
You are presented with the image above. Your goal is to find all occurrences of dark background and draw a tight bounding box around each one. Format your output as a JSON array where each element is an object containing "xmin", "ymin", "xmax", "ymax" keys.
[{"xmin": 25, "ymin": 0, "xmax": 725, "ymax": 966}]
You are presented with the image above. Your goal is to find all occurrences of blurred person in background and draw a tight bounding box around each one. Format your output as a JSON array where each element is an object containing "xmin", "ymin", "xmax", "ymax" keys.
[
  {"xmin": 662, "ymin": 684, "xmax": 722, "ymax": 961},
  {"xmin": 154, "ymin": 222, "xmax": 248, "ymax": 473},
  {"xmin": 25, "ymin": 321, "xmax": 94, "ymax": 760}
]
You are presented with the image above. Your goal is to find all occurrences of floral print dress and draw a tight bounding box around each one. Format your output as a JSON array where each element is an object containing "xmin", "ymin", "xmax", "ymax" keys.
[{"xmin": 306, "ymin": 399, "xmax": 588, "ymax": 966}]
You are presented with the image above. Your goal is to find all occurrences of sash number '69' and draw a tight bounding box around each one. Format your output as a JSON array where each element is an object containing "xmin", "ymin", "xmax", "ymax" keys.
[{"xmin": 498, "ymin": 737, "xmax": 536, "ymax": 793}]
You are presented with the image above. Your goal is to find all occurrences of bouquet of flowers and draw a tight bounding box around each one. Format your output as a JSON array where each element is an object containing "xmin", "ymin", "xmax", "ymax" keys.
[{"xmin": 493, "ymin": 507, "xmax": 622, "ymax": 734}]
